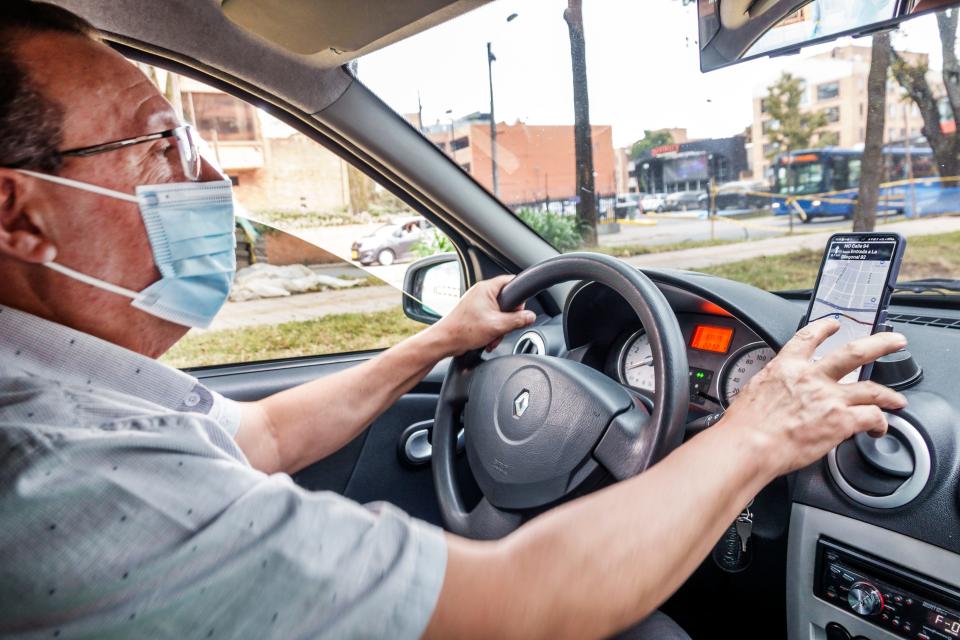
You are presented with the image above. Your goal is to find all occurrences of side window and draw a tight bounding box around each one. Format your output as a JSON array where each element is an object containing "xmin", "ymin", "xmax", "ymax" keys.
[{"xmin": 133, "ymin": 65, "xmax": 458, "ymax": 368}]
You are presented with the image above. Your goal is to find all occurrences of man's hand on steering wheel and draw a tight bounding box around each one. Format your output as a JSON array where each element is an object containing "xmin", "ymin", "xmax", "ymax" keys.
[
  {"xmin": 432, "ymin": 275, "xmax": 536, "ymax": 356},
  {"xmin": 718, "ymin": 317, "xmax": 908, "ymax": 478}
]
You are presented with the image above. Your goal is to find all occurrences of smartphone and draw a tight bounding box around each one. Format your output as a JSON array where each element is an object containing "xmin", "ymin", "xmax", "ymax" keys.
[{"xmin": 804, "ymin": 232, "xmax": 906, "ymax": 383}]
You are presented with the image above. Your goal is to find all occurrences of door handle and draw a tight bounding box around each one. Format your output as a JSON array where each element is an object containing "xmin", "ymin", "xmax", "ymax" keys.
[{"xmin": 399, "ymin": 420, "xmax": 464, "ymax": 465}]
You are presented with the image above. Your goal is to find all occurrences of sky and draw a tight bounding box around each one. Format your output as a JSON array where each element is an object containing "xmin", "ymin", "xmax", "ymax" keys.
[{"xmin": 356, "ymin": 1, "xmax": 951, "ymax": 148}]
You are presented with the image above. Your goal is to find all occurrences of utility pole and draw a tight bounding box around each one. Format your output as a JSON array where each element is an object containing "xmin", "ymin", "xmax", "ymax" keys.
[
  {"xmin": 903, "ymin": 102, "xmax": 918, "ymax": 219},
  {"xmin": 487, "ymin": 41, "xmax": 499, "ymax": 197},
  {"xmin": 787, "ymin": 149, "xmax": 794, "ymax": 235},
  {"xmin": 564, "ymin": 0, "xmax": 598, "ymax": 246},
  {"xmin": 417, "ymin": 91, "xmax": 424, "ymax": 134}
]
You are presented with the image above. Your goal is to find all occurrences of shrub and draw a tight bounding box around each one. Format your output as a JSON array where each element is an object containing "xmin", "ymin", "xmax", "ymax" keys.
[
  {"xmin": 515, "ymin": 207, "xmax": 581, "ymax": 252},
  {"xmin": 412, "ymin": 228, "xmax": 456, "ymax": 257}
]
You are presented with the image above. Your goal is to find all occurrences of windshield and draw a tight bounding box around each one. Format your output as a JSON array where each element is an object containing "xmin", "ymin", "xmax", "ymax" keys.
[
  {"xmin": 777, "ymin": 162, "xmax": 825, "ymax": 195},
  {"xmin": 359, "ymin": 2, "xmax": 960, "ymax": 294}
]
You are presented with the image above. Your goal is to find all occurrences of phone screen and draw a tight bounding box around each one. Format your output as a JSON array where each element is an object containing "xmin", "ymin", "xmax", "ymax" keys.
[{"xmin": 807, "ymin": 235, "xmax": 900, "ymax": 383}]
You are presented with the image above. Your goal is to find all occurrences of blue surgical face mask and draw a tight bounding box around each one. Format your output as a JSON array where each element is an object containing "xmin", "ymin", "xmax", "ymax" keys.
[{"xmin": 18, "ymin": 170, "xmax": 236, "ymax": 329}]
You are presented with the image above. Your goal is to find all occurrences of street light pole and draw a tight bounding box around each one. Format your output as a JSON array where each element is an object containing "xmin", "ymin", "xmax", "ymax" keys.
[
  {"xmin": 445, "ymin": 108, "xmax": 454, "ymax": 157},
  {"xmin": 486, "ymin": 41, "xmax": 499, "ymax": 197}
]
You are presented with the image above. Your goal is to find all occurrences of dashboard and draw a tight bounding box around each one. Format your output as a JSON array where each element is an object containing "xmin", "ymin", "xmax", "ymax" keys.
[{"xmin": 520, "ymin": 267, "xmax": 960, "ymax": 640}]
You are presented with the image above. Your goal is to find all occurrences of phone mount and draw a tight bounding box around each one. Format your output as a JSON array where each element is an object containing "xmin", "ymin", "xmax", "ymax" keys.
[{"xmin": 870, "ymin": 349, "xmax": 923, "ymax": 390}]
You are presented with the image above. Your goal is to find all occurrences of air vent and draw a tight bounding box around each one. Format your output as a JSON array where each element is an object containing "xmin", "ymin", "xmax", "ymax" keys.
[
  {"xmin": 888, "ymin": 313, "xmax": 960, "ymax": 330},
  {"xmin": 513, "ymin": 331, "xmax": 545, "ymax": 356}
]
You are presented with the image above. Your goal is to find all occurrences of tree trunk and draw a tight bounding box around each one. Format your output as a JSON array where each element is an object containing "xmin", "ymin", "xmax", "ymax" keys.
[
  {"xmin": 938, "ymin": 10, "xmax": 960, "ymax": 125},
  {"xmin": 892, "ymin": 12, "xmax": 960, "ymax": 179},
  {"xmin": 892, "ymin": 50, "xmax": 960, "ymax": 178},
  {"xmin": 853, "ymin": 32, "xmax": 891, "ymax": 232},
  {"xmin": 347, "ymin": 165, "xmax": 373, "ymax": 215},
  {"xmin": 164, "ymin": 71, "xmax": 184, "ymax": 122},
  {"xmin": 564, "ymin": 0, "xmax": 597, "ymax": 246}
]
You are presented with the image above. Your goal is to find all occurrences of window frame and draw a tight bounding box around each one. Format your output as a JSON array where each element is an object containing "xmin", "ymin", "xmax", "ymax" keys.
[{"xmin": 816, "ymin": 81, "xmax": 840, "ymax": 101}]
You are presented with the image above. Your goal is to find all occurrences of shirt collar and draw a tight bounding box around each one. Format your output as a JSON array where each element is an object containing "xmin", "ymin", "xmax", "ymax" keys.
[{"xmin": 0, "ymin": 304, "xmax": 221, "ymax": 417}]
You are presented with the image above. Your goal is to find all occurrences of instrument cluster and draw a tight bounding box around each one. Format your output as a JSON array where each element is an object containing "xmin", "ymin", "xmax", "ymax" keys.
[{"xmin": 606, "ymin": 312, "xmax": 776, "ymax": 411}]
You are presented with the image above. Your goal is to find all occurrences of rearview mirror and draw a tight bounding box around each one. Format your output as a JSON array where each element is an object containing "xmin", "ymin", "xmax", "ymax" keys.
[
  {"xmin": 698, "ymin": 0, "xmax": 960, "ymax": 72},
  {"xmin": 402, "ymin": 253, "xmax": 464, "ymax": 324}
]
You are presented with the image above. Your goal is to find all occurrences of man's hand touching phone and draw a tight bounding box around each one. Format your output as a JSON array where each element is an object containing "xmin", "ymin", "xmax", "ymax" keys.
[{"xmin": 718, "ymin": 317, "xmax": 909, "ymax": 478}]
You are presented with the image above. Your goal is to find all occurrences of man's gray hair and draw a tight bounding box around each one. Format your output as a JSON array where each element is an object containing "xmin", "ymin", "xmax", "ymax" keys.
[{"xmin": 0, "ymin": 1, "xmax": 97, "ymax": 173}]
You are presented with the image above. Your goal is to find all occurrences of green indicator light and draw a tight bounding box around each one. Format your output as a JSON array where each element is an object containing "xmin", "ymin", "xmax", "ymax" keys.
[{"xmin": 696, "ymin": 372, "xmax": 705, "ymax": 379}]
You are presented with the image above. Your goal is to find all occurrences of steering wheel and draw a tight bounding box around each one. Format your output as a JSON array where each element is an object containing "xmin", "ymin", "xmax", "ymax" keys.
[{"xmin": 432, "ymin": 253, "xmax": 689, "ymax": 540}]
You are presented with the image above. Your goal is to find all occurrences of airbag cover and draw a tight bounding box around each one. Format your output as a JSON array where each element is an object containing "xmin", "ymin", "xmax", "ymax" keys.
[{"xmin": 464, "ymin": 355, "xmax": 633, "ymax": 509}]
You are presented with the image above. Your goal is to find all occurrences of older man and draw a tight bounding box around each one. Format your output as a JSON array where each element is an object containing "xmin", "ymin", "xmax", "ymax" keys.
[{"xmin": 0, "ymin": 3, "xmax": 910, "ymax": 639}]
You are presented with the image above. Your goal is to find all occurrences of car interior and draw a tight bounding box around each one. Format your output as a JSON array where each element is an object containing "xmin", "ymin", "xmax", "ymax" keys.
[{"xmin": 50, "ymin": 1, "xmax": 960, "ymax": 638}]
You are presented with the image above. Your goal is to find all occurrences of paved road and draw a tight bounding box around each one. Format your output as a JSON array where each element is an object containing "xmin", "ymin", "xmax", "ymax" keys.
[
  {"xmin": 217, "ymin": 213, "xmax": 958, "ymax": 331},
  {"xmin": 282, "ymin": 212, "xmax": 858, "ymax": 286},
  {"xmin": 295, "ymin": 223, "xmax": 415, "ymax": 290}
]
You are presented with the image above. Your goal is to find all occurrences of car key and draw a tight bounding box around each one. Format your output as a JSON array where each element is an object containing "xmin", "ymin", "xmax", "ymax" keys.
[{"xmin": 735, "ymin": 511, "xmax": 753, "ymax": 554}]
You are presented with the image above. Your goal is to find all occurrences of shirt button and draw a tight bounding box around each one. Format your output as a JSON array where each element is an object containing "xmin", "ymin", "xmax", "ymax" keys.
[{"xmin": 184, "ymin": 392, "xmax": 201, "ymax": 407}]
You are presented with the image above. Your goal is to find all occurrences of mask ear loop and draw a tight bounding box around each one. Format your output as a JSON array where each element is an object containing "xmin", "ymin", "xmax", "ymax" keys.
[
  {"xmin": 16, "ymin": 169, "xmax": 139, "ymax": 203},
  {"xmin": 16, "ymin": 170, "xmax": 143, "ymax": 300},
  {"xmin": 43, "ymin": 261, "xmax": 140, "ymax": 300}
]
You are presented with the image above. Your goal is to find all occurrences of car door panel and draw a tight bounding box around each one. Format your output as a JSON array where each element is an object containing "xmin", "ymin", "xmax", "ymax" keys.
[
  {"xmin": 340, "ymin": 393, "xmax": 450, "ymax": 523},
  {"xmin": 192, "ymin": 354, "xmax": 459, "ymax": 526}
]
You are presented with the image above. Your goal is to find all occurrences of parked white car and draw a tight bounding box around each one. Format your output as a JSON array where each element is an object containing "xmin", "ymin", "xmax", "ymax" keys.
[{"xmin": 639, "ymin": 193, "xmax": 666, "ymax": 213}]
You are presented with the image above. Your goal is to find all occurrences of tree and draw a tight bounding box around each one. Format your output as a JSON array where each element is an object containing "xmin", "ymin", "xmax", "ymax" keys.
[
  {"xmin": 853, "ymin": 32, "xmax": 892, "ymax": 233},
  {"xmin": 762, "ymin": 72, "xmax": 829, "ymax": 159},
  {"xmin": 564, "ymin": 0, "xmax": 598, "ymax": 246},
  {"xmin": 891, "ymin": 8, "xmax": 960, "ymax": 178},
  {"xmin": 629, "ymin": 129, "xmax": 675, "ymax": 161}
]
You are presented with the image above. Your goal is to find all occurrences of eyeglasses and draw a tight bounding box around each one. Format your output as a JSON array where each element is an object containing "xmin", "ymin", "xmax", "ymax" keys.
[{"xmin": 56, "ymin": 124, "xmax": 202, "ymax": 181}]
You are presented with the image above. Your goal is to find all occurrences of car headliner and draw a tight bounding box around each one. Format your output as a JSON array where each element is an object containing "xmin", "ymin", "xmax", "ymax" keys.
[{"xmin": 222, "ymin": 0, "xmax": 490, "ymax": 62}]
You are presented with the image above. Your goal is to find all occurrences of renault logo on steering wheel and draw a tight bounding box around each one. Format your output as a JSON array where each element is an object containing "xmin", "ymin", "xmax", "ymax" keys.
[{"xmin": 513, "ymin": 389, "xmax": 530, "ymax": 418}]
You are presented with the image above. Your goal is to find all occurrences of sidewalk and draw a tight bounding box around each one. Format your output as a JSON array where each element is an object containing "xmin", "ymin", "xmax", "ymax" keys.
[
  {"xmin": 624, "ymin": 215, "xmax": 960, "ymax": 270},
  {"xmin": 207, "ymin": 285, "xmax": 400, "ymax": 331}
]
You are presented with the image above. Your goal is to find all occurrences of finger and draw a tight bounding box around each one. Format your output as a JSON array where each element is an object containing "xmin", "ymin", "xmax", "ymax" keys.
[
  {"xmin": 840, "ymin": 381, "xmax": 907, "ymax": 410},
  {"xmin": 816, "ymin": 332, "xmax": 907, "ymax": 381},
  {"xmin": 846, "ymin": 405, "xmax": 888, "ymax": 438},
  {"xmin": 778, "ymin": 318, "xmax": 841, "ymax": 360},
  {"xmin": 486, "ymin": 337, "xmax": 504, "ymax": 352}
]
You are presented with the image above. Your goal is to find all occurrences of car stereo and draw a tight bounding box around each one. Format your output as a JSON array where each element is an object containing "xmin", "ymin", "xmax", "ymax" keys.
[{"xmin": 814, "ymin": 538, "xmax": 960, "ymax": 639}]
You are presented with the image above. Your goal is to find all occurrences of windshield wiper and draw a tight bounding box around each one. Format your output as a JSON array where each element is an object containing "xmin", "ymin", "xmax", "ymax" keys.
[{"xmin": 893, "ymin": 278, "xmax": 960, "ymax": 295}]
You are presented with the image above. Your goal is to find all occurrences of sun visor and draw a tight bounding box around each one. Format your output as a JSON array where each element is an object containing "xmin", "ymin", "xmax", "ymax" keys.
[{"xmin": 221, "ymin": 0, "xmax": 490, "ymax": 65}]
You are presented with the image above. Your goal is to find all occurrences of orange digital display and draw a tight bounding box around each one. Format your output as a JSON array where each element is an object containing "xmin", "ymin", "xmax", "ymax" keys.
[{"xmin": 690, "ymin": 325, "xmax": 734, "ymax": 353}]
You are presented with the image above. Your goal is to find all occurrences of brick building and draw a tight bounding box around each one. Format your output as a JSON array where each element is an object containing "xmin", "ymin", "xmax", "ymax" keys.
[
  {"xmin": 178, "ymin": 77, "xmax": 351, "ymax": 216},
  {"xmin": 427, "ymin": 114, "xmax": 616, "ymax": 207}
]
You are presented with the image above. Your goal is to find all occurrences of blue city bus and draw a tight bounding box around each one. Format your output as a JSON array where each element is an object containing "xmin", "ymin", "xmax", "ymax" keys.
[{"xmin": 768, "ymin": 146, "xmax": 951, "ymax": 221}]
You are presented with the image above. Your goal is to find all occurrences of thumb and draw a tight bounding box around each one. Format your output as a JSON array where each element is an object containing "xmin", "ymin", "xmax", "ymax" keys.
[
  {"xmin": 510, "ymin": 309, "xmax": 537, "ymax": 329},
  {"xmin": 486, "ymin": 274, "xmax": 516, "ymax": 292}
]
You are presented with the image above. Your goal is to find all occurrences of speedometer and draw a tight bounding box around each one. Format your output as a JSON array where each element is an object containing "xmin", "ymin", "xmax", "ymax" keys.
[
  {"xmin": 619, "ymin": 330, "xmax": 655, "ymax": 392},
  {"xmin": 720, "ymin": 342, "xmax": 776, "ymax": 407}
]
